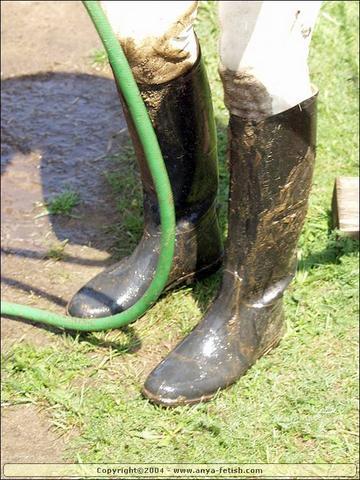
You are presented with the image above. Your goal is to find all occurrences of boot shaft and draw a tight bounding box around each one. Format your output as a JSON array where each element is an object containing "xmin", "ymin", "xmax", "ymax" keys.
[
  {"xmin": 142, "ymin": 94, "xmax": 319, "ymax": 406},
  {"xmin": 115, "ymin": 54, "xmax": 219, "ymax": 227},
  {"xmin": 225, "ymin": 94, "xmax": 318, "ymax": 302}
]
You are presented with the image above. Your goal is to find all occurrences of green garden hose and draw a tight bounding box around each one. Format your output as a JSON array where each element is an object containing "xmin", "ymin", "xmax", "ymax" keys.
[{"xmin": 0, "ymin": 1, "xmax": 176, "ymax": 332}]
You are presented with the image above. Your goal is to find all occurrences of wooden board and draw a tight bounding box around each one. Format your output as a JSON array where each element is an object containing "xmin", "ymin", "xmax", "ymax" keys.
[{"xmin": 332, "ymin": 176, "xmax": 359, "ymax": 239}]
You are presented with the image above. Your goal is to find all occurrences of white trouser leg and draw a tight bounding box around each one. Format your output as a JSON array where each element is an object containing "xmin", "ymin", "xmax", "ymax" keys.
[
  {"xmin": 219, "ymin": 1, "xmax": 322, "ymax": 119},
  {"xmin": 100, "ymin": 1, "xmax": 199, "ymax": 84}
]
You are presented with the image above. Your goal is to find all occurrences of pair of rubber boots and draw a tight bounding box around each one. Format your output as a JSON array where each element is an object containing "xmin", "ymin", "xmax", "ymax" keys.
[{"xmin": 68, "ymin": 53, "xmax": 317, "ymax": 406}]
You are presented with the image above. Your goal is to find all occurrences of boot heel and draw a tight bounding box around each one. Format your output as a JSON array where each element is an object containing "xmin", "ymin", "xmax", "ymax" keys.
[
  {"xmin": 195, "ymin": 203, "xmax": 224, "ymax": 271},
  {"xmin": 165, "ymin": 205, "xmax": 224, "ymax": 291},
  {"xmin": 165, "ymin": 254, "xmax": 223, "ymax": 291},
  {"xmin": 260, "ymin": 324, "xmax": 286, "ymax": 357}
]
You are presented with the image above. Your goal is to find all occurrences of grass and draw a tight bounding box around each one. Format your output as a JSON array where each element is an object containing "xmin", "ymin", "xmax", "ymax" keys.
[
  {"xmin": 2, "ymin": 0, "xmax": 359, "ymax": 467},
  {"xmin": 35, "ymin": 190, "xmax": 81, "ymax": 218},
  {"xmin": 89, "ymin": 48, "xmax": 109, "ymax": 69},
  {"xmin": 44, "ymin": 240, "xmax": 69, "ymax": 262},
  {"xmin": 102, "ymin": 146, "xmax": 143, "ymax": 259}
]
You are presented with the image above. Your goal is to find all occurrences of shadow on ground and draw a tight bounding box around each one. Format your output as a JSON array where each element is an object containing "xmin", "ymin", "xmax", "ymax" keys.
[
  {"xmin": 1, "ymin": 72, "xmax": 129, "ymax": 250},
  {"xmin": 1, "ymin": 72, "xmax": 143, "ymax": 349}
]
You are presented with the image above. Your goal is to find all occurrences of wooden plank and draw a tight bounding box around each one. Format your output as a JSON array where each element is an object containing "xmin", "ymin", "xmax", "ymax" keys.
[{"xmin": 332, "ymin": 176, "xmax": 359, "ymax": 239}]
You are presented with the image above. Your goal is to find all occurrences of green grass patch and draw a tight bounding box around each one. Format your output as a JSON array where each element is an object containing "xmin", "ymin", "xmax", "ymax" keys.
[
  {"xmin": 35, "ymin": 190, "xmax": 81, "ymax": 218},
  {"xmin": 102, "ymin": 146, "xmax": 143, "ymax": 258},
  {"xmin": 89, "ymin": 48, "xmax": 108, "ymax": 68},
  {"xmin": 44, "ymin": 239, "xmax": 69, "ymax": 261}
]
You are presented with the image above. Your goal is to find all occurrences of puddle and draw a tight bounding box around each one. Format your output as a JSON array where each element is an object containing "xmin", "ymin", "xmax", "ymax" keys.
[
  {"xmin": 2, "ymin": 73, "xmax": 127, "ymax": 248},
  {"xmin": 1, "ymin": 73, "xmax": 132, "ymax": 344}
]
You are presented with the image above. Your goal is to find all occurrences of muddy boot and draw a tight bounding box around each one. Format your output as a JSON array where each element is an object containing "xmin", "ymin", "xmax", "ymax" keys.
[
  {"xmin": 68, "ymin": 54, "xmax": 223, "ymax": 318},
  {"xmin": 143, "ymin": 93, "xmax": 318, "ymax": 406}
]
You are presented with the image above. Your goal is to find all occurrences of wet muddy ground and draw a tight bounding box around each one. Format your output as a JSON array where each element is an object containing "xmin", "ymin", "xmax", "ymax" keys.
[{"xmin": 1, "ymin": 0, "xmax": 128, "ymax": 469}]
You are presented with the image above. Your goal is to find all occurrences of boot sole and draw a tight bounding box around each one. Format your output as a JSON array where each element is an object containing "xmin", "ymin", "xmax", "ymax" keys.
[{"xmin": 142, "ymin": 324, "xmax": 286, "ymax": 407}]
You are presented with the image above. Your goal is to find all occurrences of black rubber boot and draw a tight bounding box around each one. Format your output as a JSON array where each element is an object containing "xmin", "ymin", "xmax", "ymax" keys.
[
  {"xmin": 143, "ymin": 93, "xmax": 318, "ymax": 406},
  {"xmin": 68, "ymin": 54, "xmax": 223, "ymax": 318}
]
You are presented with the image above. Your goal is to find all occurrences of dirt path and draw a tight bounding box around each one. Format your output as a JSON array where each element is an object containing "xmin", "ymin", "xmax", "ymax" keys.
[{"xmin": 1, "ymin": 1, "xmax": 127, "ymax": 471}]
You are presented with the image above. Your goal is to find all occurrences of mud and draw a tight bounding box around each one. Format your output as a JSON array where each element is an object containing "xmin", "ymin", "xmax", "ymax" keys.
[
  {"xmin": 120, "ymin": 2, "xmax": 197, "ymax": 84},
  {"xmin": 1, "ymin": 0, "xmax": 130, "ymax": 468},
  {"xmin": 219, "ymin": 67, "xmax": 273, "ymax": 121}
]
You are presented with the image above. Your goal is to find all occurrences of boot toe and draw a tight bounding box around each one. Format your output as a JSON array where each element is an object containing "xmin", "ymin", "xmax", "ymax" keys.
[
  {"xmin": 142, "ymin": 353, "xmax": 221, "ymax": 406},
  {"xmin": 67, "ymin": 286, "xmax": 118, "ymax": 318}
]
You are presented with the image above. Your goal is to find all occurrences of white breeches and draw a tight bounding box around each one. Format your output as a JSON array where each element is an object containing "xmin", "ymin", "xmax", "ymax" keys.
[{"xmin": 101, "ymin": 0, "xmax": 321, "ymax": 118}]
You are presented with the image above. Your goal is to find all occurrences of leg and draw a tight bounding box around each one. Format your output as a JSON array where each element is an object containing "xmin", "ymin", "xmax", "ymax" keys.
[
  {"xmin": 143, "ymin": 1, "xmax": 321, "ymax": 405},
  {"xmin": 219, "ymin": 0, "xmax": 321, "ymax": 119},
  {"xmin": 100, "ymin": 1, "xmax": 199, "ymax": 84},
  {"xmin": 68, "ymin": 1, "xmax": 223, "ymax": 317}
]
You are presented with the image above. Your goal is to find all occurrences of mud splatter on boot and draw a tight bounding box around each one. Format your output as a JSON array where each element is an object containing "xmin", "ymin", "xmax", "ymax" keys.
[{"xmin": 143, "ymin": 93, "xmax": 317, "ymax": 406}]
